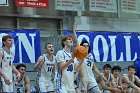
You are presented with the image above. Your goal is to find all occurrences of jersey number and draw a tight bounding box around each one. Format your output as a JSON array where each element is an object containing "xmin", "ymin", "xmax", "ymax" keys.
[
  {"xmin": 87, "ymin": 60, "xmax": 91, "ymax": 67},
  {"xmin": 66, "ymin": 60, "xmax": 73, "ymax": 72},
  {"xmin": 67, "ymin": 64, "xmax": 73, "ymax": 72},
  {"xmin": 48, "ymin": 67, "xmax": 53, "ymax": 72},
  {"xmin": 17, "ymin": 87, "xmax": 21, "ymax": 93},
  {"xmin": 9, "ymin": 61, "xmax": 12, "ymax": 66}
]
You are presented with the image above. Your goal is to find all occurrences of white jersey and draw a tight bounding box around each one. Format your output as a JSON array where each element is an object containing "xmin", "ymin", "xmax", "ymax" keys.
[
  {"xmin": 81, "ymin": 53, "xmax": 97, "ymax": 85},
  {"xmin": 13, "ymin": 74, "xmax": 26, "ymax": 93},
  {"xmin": 38, "ymin": 54, "xmax": 56, "ymax": 82},
  {"xmin": 101, "ymin": 73, "xmax": 112, "ymax": 85},
  {"xmin": 128, "ymin": 75, "xmax": 136, "ymax": 83},
  {"xmin": 123, "ymin": 74, "xmax": 136, "ymax": 88},
  {"xmin": 0, "ymin": 48, "xmax": 14, "ymax": 82},
  {"xmin": 56, "ymin": 49, "xmax": 75, "ymax": 92},
  {"xmin": 114, "ymin": 76, "xmax": 120, "ymax": 86}
]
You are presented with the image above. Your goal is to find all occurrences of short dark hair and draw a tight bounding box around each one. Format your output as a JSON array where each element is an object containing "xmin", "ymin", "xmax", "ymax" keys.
[
  {"xmin": 128, "ymin": 65, "xmax": 135, "ymax": 71},
  {"xmin": 80, "ymin": 40, "xmax": 91, "ymax": 54},
  {"xmin": 103, "ymin": 64, "xmax": 111, "ymax": 69},
  {"xmin": 112, "ymin": 65, "xmax": 121, "ymax": 73},
  {"xmin": 16, "ymin": 64, "xmax": 26, "ymax": 69}
]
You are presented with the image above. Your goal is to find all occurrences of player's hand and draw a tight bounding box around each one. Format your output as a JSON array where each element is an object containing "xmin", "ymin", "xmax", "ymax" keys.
[
  {"xmin": 78, "ymin": 58, "xmax": 84, "ymax": 63},
  {"xmin": 117, "ymin": 86, "xmax": 123, "ymax": 90},
  {"xmin": 112, "ymin": 88, "xmax": 122, "ymax": 92},
  {"xmin": 73, "ymin": 22, "xmax": 77, "ymax": 31},
  {"xmin": 38, "ymin": 61, "xmax": 44, "ymax": 67},
  {"xmin": 4, "ymin": 76, "xmax": 10, "ymax": 85},
  {"xmin": 83, "ymin": 86, "xmax": 87, "ymax": 93},
  {"xmin": 99, "ymin": 75, "xmax": 107, "ymax": 82},
  {"xmin": 17, "ymin": 73, "xmax": 21, "ymax": 81}
]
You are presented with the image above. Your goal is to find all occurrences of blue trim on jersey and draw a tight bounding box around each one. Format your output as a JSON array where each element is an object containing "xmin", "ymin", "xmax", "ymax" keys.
[
  {"xmin": 2, "ymin": 47, "xmax": 12, "ymax": 55},
  {"xmin": 88, "ymin": 85, "xmax": 99, "ymax": 91},
  {"xmin": 63, "ymin": 49, "xmax": 71, "ymax": 58}
]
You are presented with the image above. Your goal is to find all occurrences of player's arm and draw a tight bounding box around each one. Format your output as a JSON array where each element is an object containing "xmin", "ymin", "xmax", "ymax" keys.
[
  {"xmin": 59, "ymin": 56, "xmax": 75, "ymax": 71},
  {"xmin": 72, "ymin": 22, "xmax": 78, "ymax": 46},
  {"xmin": 135, "ymin": 76, "xmax": 140, "ymax": 86},
  {"xmin": 110, "ymin": 74, "xmax": 118, "ymax": 87},
  {"xmin": 34, "ymin": 56, "xmax": 44, "ymax": 71},
  {"xmin": 0, "ymin": 50, "xmax": 6, "ymax": 77},
  {"xmin": 25, "ymin": 76, "xmax": 31, "ymax": 93},
  {"xmin": 92, "ymin": 63, "xmax": 102, "ymax": 76},
  {"xmin": 56, "ymin": 51, "xmax": 75, "ymax": 71},
  {"xmin": 12, "ymin": 65, "xmax": 21, "ymax": 80},
  {"xmin": 92, "ymin": 63, "xmax": 106, "ymax": 81},
  {"xmin": 75, "ymin": 59, "xmax": 84, "ymax": 72},
  {"xmin": 122, "ymin": 76, "xmax": 140, "ymax": 91},
  {"xmin": 99, "ymin": 78, "xmax": 121, "ymax": 92},
  {"xmin": 0, "ymin": 50, "xmax": 11, "ymax": 85},
  {"xmin": 79, "ymin": 70, "xmax": 87, "ymax": 92}
]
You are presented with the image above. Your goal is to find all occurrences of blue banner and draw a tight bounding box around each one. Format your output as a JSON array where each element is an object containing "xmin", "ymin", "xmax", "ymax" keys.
[
  {"xmin": 64, "ymin": 31, "xmax": 140, "ymax": 62},
  {"xmin": 0, "ymin": 29, "xmax": 40, "ymax": 63}
]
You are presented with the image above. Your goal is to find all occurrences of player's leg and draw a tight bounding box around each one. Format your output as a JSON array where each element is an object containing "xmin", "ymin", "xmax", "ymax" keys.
[{"xmin": 39, "ymin": 81, "xmax": 47, "ymax": 92}]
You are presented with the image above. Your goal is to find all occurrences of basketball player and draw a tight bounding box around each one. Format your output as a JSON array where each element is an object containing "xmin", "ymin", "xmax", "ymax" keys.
[
  {"xmin": 122, "ymin": 65, "xmax": 140, "ymax": 93},
  {"xmin": 98, "ymin": 64, "xmax": 123, "ymax": 93},
  {"xmin": 13, "ymin": 64, "xmax": 30, "ymax": 93},
  {"xmin": 0, "ymin": 35, "xmax": 21, "ymax": 92},
  {"xmin": 55, "ymin": 35, "xmax": 83, "ymax": 93},
  {"xmin": 34, "ymin": 43, "xmax": 56, "ymax": 93},
  {"xmin": 112, "ymin": 65, "xmax": 125, "ymax": 93},
  {"xmin": 112, "ymin": 66, "xmax": 124, "ymax": 86},
  {"xmin": 79, "ymin": 40, "xmax": 104, "ymax": 93}
]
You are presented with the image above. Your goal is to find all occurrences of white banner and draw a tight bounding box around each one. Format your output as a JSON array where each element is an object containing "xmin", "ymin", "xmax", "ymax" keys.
[
  {"xmin": 55, "ymin": 0, "xmax": 85, "ymax": 11},
  {"xmin": 89, "ymin": 0, "xmax": 117, "ymax": 12},
  {"xmin": 121, "ymin": 0, "xmax": 140, "ymax": 14},
  {"xmin": 0, "ymin": 0, "xmax": 8, "ymax": 6}
]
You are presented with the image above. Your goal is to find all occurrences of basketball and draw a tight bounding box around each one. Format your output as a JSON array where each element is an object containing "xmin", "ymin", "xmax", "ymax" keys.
[{"xmin": 73, "ymin": 45, "xmax": 88, "ymax": 60}]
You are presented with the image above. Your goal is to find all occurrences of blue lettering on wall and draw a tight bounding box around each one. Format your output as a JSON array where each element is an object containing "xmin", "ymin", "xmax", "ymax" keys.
[
  {"xmin": 64, "ymin": 31, "xmax": 140, "ymax": 62},
  {"xmin": 0, "ymin": 29, "xmax": 40, "ymax": 63}
]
